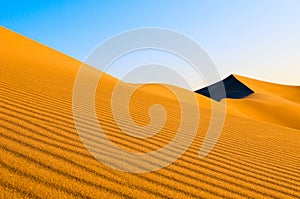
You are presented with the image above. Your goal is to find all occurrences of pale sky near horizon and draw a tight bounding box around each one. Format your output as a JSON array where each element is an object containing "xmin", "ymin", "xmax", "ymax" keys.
[{"xmin": 1, "ymin": 0, "xmax": 299, "ymax": 89}]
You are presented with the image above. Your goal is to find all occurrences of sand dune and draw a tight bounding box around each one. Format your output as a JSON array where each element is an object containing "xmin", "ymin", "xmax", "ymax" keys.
[
  {"xmin": 225, "ymin": 75, "xmax": 300, "ymax": 130},
  {"xmin": 0, "ymin": 26, "xmax": 299, "ymax": 198},
  {"xmin": 195, "ymin": 74, "xmax": 254, "ymax": 101},
  {"xmin": 195, "ymin": 73, "xmax": 300, "ymax": 130}
]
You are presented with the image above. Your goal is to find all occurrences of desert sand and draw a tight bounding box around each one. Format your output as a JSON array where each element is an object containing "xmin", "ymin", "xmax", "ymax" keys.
[{"xmin": 0, "ymin": 26, "xmax": 299, "ymax": 198}]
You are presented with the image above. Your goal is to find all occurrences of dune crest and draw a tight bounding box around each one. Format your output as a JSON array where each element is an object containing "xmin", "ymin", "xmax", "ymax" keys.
[
  {"xmin": 195, "ymin": 74, "xmax": 254, "ymax": 101},
  {"xmin": 226, "ymin": 74, "xmax": 300, "ymax": 130},
  {"xmin": 194, "ymin": 73, "xmax": 300, "ymax": 130}
]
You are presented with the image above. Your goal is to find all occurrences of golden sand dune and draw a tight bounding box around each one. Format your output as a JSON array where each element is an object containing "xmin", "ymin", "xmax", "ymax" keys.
[
  {"xmin": 226, "ymin": 75, "xmax": 300, "ymax": 130},
  {"xmin": 0, "ymin": 26, "xmax": 299, "ymax": 198}
]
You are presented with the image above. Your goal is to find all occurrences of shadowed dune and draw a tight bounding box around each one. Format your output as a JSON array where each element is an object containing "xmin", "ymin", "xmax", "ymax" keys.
[
  {"xmin": 0, "ymin": 26, "xmax": 300, "ymax": 198},
  {"xmin": 225, "ymin": 75, "xmax": 300, "ymax": 130},
  {"xmin": 195, "ymin": 74, "xmax": 300, "ymax": 130},
  {"xmin": 195, "ymin": 74, "xmax": 254, "ymax": 101}
]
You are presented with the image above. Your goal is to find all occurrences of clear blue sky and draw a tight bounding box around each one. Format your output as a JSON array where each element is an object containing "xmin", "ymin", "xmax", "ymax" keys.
[{"xmin": 1, "ymin": 0, "xmax": 299, "ymax": 87}]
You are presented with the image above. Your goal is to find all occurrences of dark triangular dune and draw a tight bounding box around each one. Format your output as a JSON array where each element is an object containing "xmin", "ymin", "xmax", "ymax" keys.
[{"xmin": 195, "ymin": 74, "xmax": 254, "ymax": 101}]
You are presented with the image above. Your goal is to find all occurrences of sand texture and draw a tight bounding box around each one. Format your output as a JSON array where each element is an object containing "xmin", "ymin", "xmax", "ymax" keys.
[{"xmin": 0, "ymin": 27, "xmax": 299, "ymax": 198}]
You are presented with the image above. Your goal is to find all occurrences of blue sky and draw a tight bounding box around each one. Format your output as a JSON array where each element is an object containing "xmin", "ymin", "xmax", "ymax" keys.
[{"xmin": 1, "ymin": 0, "xmax": 299, "ymax": 87}]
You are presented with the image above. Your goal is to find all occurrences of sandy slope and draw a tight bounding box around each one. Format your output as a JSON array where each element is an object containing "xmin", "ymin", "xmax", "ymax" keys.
[
  {"xmin": 225, "ymin": 75, "xmax": 300, "ymax": 130},
  {"xmin": 0, "ymin": 26, "xmax": 299, "ymax": 198}
]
